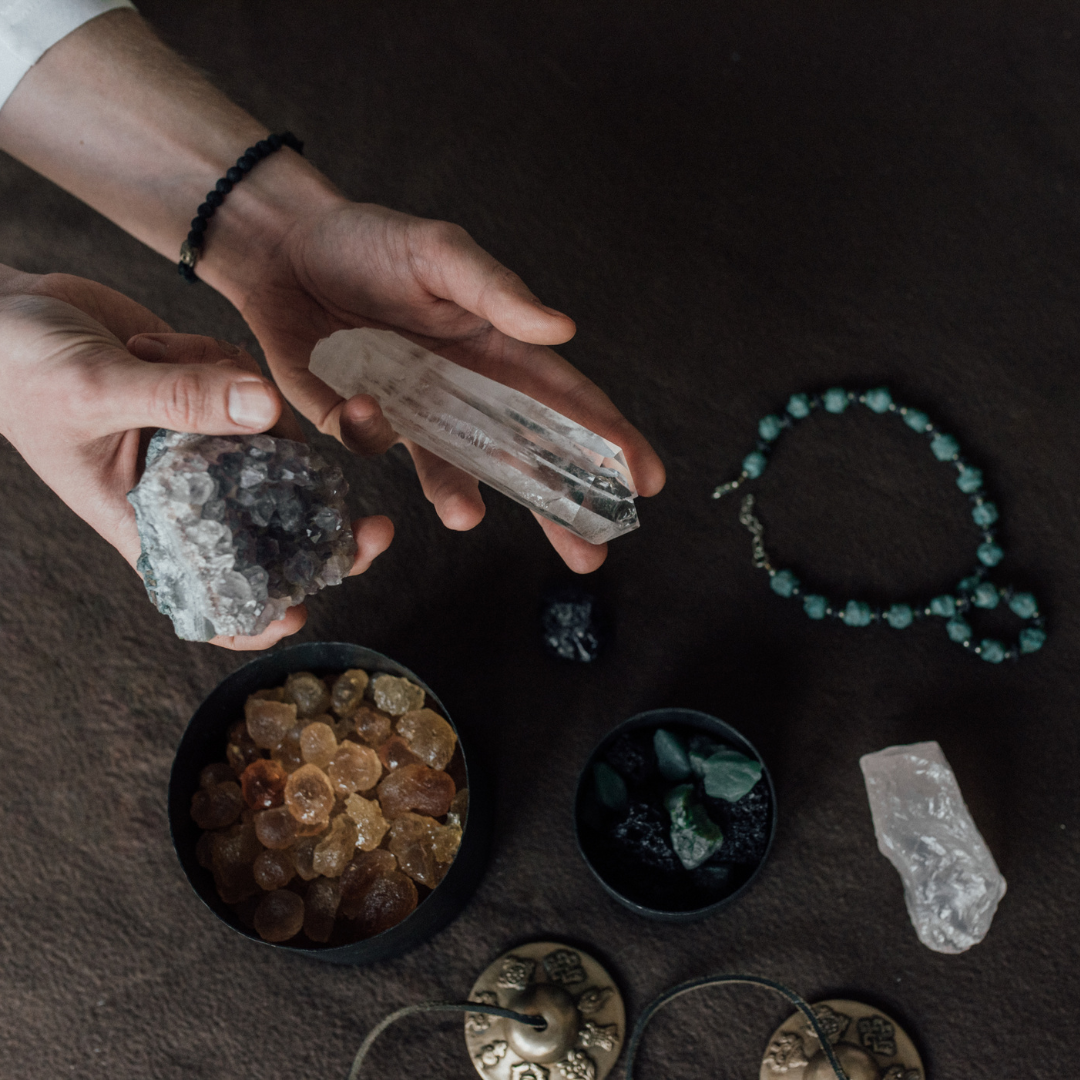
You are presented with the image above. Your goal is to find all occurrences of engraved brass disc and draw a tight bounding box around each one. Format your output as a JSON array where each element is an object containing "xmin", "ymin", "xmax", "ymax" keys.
[
  {"xmin": 760, "ymin": 999, "xmax": 924, "ymax": 1080},
  {"xmin": 465, "ymin": 941, "xmax": 625, "ymax": 1080}
]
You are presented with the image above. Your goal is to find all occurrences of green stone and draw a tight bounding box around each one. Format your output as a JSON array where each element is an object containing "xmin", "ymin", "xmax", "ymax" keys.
[
  {"xmin": 980, "ymin": 639, "xmax": 1006, "ymax": 664},
  {"xmin": 977, "ymin": 542, "xmax": 1003, "ymax": 567},
  {"xmin": 823, "ymin": 388, "xmax": 849, "ymax": 413},
  {"xmin": 803, "ymin": 594, "xmax": 827, "ymax": 619},
  {"xmin": 929, "ymin": 594, "xmax": 956, "ymax": 617},
  {"xmin": 864, "ymin": 387, "xmax": 893, "ymax": 413},
  {"xmin": 786, "ymin": 393, "xmax": 811, "ymax": 419},
  {"xmin": 688, "ymin": 736, "xmax": 719, "ymax": 778},
  {"xmin": 1019, "ymin": 627, "xmax": 1046, "ymax": 653},
  {"xmin": 971, "ymin": 501, "xmax": 998, "ymax": 528},
  {"xmin": 903, "ymin": 409, "xmax": 929, "ymax": 432},
  {"xmin": 957, "ymin": 466, "xmax": 983, "ymax": 494},
  {"xmin": 972, "ymin": 582, "xmax": 999, "ymax": 609},
  {"xmin": 699, "ymin": 747, "xmax": 763, "ymax": 802},
  {"xmin": 593, "ymin": 762, "xmax": 627, "ymax": 811},
  {"xmin": 843, "ymin": 600, "xmax": 872, "ymax": 626},
  {"xmin": 665, "ymin": 784, "xmax": 725, "ymax": 870},
  {"xmin": 885, "ymin": 603, "xmax": 913, "ymax": 629},
  {"xmin": 947, "ymin": 617, "xmax": 972, "ymax": 643},
  {"xmin": 653, "ymin": 728, "xmax": 691, "ymax": 782},
  {"xmin": 931, "ymin": 433, "xmax": 959, "ymax": 461},
  {"xmin": 758, "ymin": 415, "xmax": 784, "ymax": 441},
  {"xmin": 743, "ymin": 451, "xmax": 766, "ymax": 478},
  {"xmin": 1009, "ymin": 592, "xmax": 1038, "ymax": 619},
  {"xmin": 771, "ymin": 569, "xmax": 799, "ymax": 598}
]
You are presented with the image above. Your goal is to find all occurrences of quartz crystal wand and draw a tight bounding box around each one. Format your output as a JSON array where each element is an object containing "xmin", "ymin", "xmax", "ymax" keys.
[{"xmin": 310, "ymin": 329, "xmax": 639, "ymax": 544}]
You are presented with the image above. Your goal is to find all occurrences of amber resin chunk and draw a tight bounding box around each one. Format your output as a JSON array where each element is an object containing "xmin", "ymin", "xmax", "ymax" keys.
[
  {"xmin": 388, "ymin": 812, "xmax": 455, "ymax": 888},
  {"xmin": 396, "ymin": 709, "xmax": 457, "ymax": 770},
  {"xmin": 211, "ymin": 822, "xmax": 261, "ymax": 904},
  {"xmin": 285, "ymin": 671, "xmax": 331, "ymax": 718},
  {"xmin": 253, "ymin": 848, "xmax": 295, "ymax": 891},
  {"xmin": 290, "ymin": 836, "xmax": 322, "ymax": 881},
  {"xmin": 245, "ymin": 698, "xmax": 298, "ymax": 749},
  {"xmin": 271, "ymin": 724, "xmax": 305, "ymax": 773},
  {"xmin": 370, "ymin": 674, "xmax": 425, "ymax": 716},
  {"xmin": 284, "ymin": 764, "xmax": 335, "ymax": 826},
  {"xmin": 254, "ymin": 889, "xmax": 304, "ymax": 942},
  {"xmin": 352, "ymin": 706, "xmax": 393, "ymax": 747},
  {"xmin": 191, "ymin": 781, "xmax": 243, "ymax": 830},
  {"xmin": 328, "ymin": 742, "xmax": 381, "ymax": 797},
  {"xmin": 313, "ymin": 815, "xmax": 359, "ymax": 877},
  {"xmin": 300, "ymin": 721, "xmax": 338, "ymax": 769},
  {"xmin": 226, "ymin": 721, "xmax": 262, "ymax": 776},
  {"xmin": 331, "ymin": 669, "xmax": 370, "ymax": 718},
  {"xmin": 351, "ymin": 870, "xmax": 418, "ymax": 936},
  {"xmin": 377, "ymin": 734, "xmax": 423, "ymax": 772},
  {"xmin": 377, "ymin": 763, "xmax": 456, "ymax": 818},
  {"xmin": 200, "ymin": 762, "xmax": 236, "ymax": 789},
  {"xmin": 240, "ymin": 759, "xmax": 287, "ymax": 810},
  {"xmin": 304, "ymin": 878, "xmax": 341, "ymax": 942},
  {"xmin": 339, "ymin": 850, "xmax": 398, "ymax": 918},
  {"xmin": 254, "ymin": 806, "xmax": 299, "ymax": 850},
  {"xmin": 344, "ymin": 793, "xmax": 390, "ymax": 851}
]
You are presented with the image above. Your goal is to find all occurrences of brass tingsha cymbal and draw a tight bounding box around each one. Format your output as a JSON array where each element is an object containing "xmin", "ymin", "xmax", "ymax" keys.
[
  {"xmin": 465, "ymin": 942, "xmax": 625, "ymax": 1080},
  {"xmin": 760, "ymin": 999, "xmax": 924, "ymax": 1080}
]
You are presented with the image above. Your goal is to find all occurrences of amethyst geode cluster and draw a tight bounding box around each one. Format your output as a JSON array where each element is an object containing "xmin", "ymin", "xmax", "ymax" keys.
[{"xmin": 128, "ymin": 430, "xmax": 356, "ymax": 641}]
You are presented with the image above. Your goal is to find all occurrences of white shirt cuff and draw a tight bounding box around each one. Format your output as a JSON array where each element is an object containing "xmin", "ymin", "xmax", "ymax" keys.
[{"xmin": 0, "ymin": 0, "xmax": 136, "ymax": 110}]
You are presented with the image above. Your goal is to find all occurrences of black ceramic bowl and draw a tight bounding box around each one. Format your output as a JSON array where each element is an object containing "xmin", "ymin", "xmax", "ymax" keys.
[
  {"xmin": 575, "ymin": 708, "xmax": 776, "ymax": 922},
  {"xmin": 169, "ymin": 641, "xmax": 491, "ymax": 964}
]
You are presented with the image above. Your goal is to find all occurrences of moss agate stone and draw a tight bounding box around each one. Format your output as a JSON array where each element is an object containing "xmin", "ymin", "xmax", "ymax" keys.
[
  {"xmin": 127, "ymin": 430, "xmax": 356, "ymax": 641},
  {"xmin": 665, "ymin": 784, "xmax": 725, "ymax": 870}
]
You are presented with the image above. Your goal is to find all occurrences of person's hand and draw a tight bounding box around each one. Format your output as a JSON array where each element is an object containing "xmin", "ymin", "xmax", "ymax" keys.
[
  {"xmin": 224, "ymin": 201, "xmax": 666, "ymax": 573},
  {"xmin": 0, "ymin": 266, "xmax": 393, "ymax": 649}
]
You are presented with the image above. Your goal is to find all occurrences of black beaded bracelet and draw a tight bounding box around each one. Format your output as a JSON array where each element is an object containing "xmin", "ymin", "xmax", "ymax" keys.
[{"xmin": 178, "ymin": 131, "xmax": 304, "ymax": 283}]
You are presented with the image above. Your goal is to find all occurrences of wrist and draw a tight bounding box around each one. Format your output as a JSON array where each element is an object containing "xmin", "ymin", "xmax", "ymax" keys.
[{"xmin": 192, "ymin": 148, "xmax": 347, "ymax": 312}]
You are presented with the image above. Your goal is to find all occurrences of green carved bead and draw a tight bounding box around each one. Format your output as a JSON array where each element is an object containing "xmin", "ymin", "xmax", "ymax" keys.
[
  {"xmin": 971, "ymin": 501, "xmax": 998, "ymax": 528},
  {"xmin": 843, "ymin": 600, "xmax": 872, "ymax": 626},
  {"xmin": 1008, "ymin": 592, "xmax": 1038, "ymax": 618},
  {"xmin": 864, "ymin": 387, "xmax": 892, "ymax": 413},
  {"xmin": 946, "ymin": 617, "xmax": 972, "ymax": 642},
  {"xmin": 758, "ymin": 415, "xmax": 784, "ymax": 441},
  {"xmin": 1019, "ymin": 627, "xmax": 1046, "ymax": 653},
  {"xmin": 980, "ymin": 639, "xmax": 1006, "ymax": 663},
  {"xmin": 931, "ymin": 434, "xmax": 959, "ymax": 461},
  {"xmin": 803, "ymin": 594, "xmax": 828, "ymax": 619},
  {"xmin": 770, "ymin": 569, "xmax": 799, "ymax": 597},
  {"xmin": 957, "ymin": 466, "xmax": 983, "ymax": 494},
  {"xmin": 903, "ymin": 409, "xmax": 930, "ymax": 432},
  {"xmin": 972, "ymin": 582, "xmax": 1000, "ymax": 609},
  {"xmin": 742, "ymin": 451, "xmax": 766, "ymax": 478},
  {"xmin": 977, "ymin": 542, "xmax": 1004, "ymax": 567},
  {"xmin": 930, "ymin": 595, "xmax": 956, "ymax": 617},
  {"xmin": 885, "ymin": 604, "xmax": 913, "ymax": 628},
  {"xmin": 786, "ymin": 393, "xmax": 811, "ymax": 418},
  {"xmin": 823, "ymin": 388, "xmax": 849, "ymax": 413}
]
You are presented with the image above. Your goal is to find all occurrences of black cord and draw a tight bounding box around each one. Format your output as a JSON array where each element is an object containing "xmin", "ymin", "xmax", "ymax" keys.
[
  {"xmin": 624, "ymin": 974, "xmax": 849, "ymax": 1080},
  {"xmin": 178, "ymin": 131, "xmax": 304, "ymax": 283}
]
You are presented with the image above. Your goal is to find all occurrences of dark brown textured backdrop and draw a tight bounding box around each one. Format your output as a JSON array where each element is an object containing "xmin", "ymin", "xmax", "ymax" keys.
[{"xmin": 1, "ymin": 2, "xmax": 1077, "ymax": 1076}]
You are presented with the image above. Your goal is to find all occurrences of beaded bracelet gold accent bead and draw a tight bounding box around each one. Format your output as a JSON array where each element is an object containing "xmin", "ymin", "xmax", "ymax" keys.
[{"xmin": 714, "ymin": 387, "xmax": 1046, "ymax": 662}]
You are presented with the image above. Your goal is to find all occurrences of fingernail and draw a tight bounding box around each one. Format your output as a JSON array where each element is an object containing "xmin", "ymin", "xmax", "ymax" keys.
[
  {"xmin": 215, "ymin": 338, "xmax": 242, "ymax": 356},
  {"xmin": 228, "ymin": 380, "xmax": 277, "ymax": 429},
  {"xmin": 131, "ymin": 335, "xmax": 167, "ymax": 359}
]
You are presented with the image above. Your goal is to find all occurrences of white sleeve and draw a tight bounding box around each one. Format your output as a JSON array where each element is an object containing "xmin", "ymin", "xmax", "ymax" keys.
[{"xmin": 0, "ymin": 0, "xmax": 136, "ymax": 110}]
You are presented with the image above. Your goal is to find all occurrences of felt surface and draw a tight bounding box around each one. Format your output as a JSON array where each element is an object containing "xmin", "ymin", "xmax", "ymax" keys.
[{"xmin": 0, "ymin": 2, "xmax": 1076, "ymax": 1076}]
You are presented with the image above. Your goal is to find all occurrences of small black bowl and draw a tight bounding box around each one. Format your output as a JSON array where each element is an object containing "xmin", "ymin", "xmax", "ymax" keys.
[
  {"xmin": 169, "ymin": 641, "xmax": 492, "ymax": 964},
  {"xmin": 575, "ymin": 708, "xmax": 776, "ymax": 921}
]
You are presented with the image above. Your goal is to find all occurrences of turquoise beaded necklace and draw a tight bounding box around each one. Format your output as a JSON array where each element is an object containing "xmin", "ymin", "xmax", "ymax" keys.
[{"xmin": 713, "ymin": 387, "xmax": 1046, "ymax": 663}]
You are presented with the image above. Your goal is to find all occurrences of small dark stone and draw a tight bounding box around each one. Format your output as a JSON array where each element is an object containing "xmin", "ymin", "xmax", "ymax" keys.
[
  {"xmin": 603, "ymin": 730, "xmax": 655, "ymax": 785},
  {"xmin": 610, "ymin": 802, "xmax": 679, "ymax": 873},
  {"xmin": 703, "ymin": 779, "xmax": 771, "ymax": 864},
  {"xmin": 541, "ymin": 586, "xmax": 605, "ymax": 662}
]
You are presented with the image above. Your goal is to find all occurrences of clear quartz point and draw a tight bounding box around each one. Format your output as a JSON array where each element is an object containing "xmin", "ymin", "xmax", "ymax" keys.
[
  {"xmin": 860, "ymin": 740, "xmax": 1007, "ymax": 954},
  {"xmin": 310, "ymin": 328, "xmax": 639, "ymax": 544}
]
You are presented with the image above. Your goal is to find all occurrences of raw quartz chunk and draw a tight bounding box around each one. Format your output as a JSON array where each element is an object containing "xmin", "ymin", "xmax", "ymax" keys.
[
  {"xmin": 353, "ymin": 706, "xmax": 393, "ymax": 747},
  {"xmin": 284, "ymin": 763, "xmax": 335, "ymax": 826},
  {"xmin": 331, "ymin": 669, "xmax": 370, "ymax": 718},
  {"xmin": 253, "ymin": 848, "xmax": 295, "ymax": 890},
  {"xmin": 396, "ymin": 709, "xmax": 457, "ymax": 770},
  {"xmin": 344, "ymin": 793, "xmax": 390, "ymax": 850},
  {"xmin": 245, "ymin": 698, "xmax": 297, "ymax": 750},
  {"xmin": 377, "ymin": 763, "xmax": 456, "ymax": 818},
  {"xmin": 370, "ymin": 673, "xmax": 426, "ymax": 716},
  {"xmin": 339, "ymin": 850, "xmax": 397, "ymax": 918},
  {"xmin": 285, "ymin": 672, "xmax": 331, "ymax": 718},
  {"xmin": 299, "ymin": 721, "xmax": 338, "ymax": 769},
  {"xmin": 309, "ymin": 327, "xmax": 639, "ymax": 545},
  {"xmin": 861, "ymin": 741, "xmax": 1007, "ymax": 954},
  {"xmin": 304, "ymin": 877, "xmax": 341, "ymax": 942},
  {"xmin": 313, "ymin": 815, "xmax": 359, "ymax": 877},
  {"xmin": 190, "ymin": 781, "xmax": 243, "ymax": 829},
  {"xmin": 240, "ymin": 759, "xmax": 287, "ymax": 810},
  {"xmin": 254, "ymin": 889, "xmax": 305, "ymax": 942},
  {"xmin": 127, "ymin": 430, "xmax": 356, "ymax": 641},
  {"xmin": 328, "ymin": 742, "xmax": 382, "ymax": 798}
]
